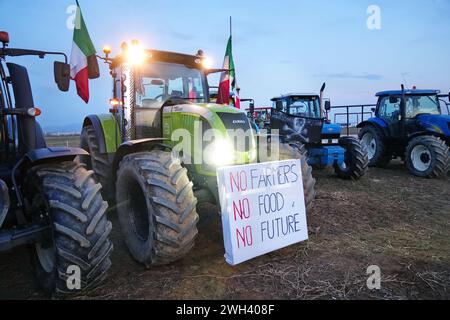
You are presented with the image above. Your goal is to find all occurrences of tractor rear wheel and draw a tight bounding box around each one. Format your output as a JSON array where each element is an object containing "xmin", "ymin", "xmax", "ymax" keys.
[
  {"xmin": 334, "ymin": 137, "xmax": 369, "ymax": 180},
  {"xmin": 116, "ymin": 150, "xmax": 199, "ymax": 267},
  {"xmin": 405, "ymin": 135, "xmax": 449, "ymax": 178},
  {"xmin": 80, "ymin": 125, "xmax": 113, "ymax": 201},
  {"xmin": 359, "ymin": 126, "xmax": 391, "ymax": 167},
  {"xmin": 258, "ymin": 139, "xmax": 316, "ymax": 211},
  {"xmin": 27, "ymin": 162, "xmax": 113, "ymax": 296}
]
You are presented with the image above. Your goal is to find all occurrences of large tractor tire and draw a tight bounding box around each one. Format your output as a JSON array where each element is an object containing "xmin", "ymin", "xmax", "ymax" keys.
[
  {"xmin": 405, "ymin": 135, "xmax": 450, "ymax": 178},
  {"xmin": 359, "ymin": 126, "xmax": 391, "ymax": 167},
  {"xmin": 26, "ymin": 162, "xmax": 113, "ymax": 296},
  {"xmin": 258, "ymin": 139, "xmax": 316, "ymax": 212},
  {"xmin": 334, "ymin": 137, "xmax": 369, "ymax": 180},
  {"xmin": 115, "ymin": 150, "xmax": 199, "ymax": 267},
  {"xmin": 80, "ymin": 125, "xmax": 113, "ymax": 201}
]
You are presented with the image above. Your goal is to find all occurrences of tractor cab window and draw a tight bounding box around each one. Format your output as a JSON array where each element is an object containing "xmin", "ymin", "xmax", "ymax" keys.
[
  {"xmin": 288, "ymin": 96, "xmax": 320, "ymax": 118},
  {"xmin": 405, "ymin": 95, "xmax": 440, "ymax": 118},
  {"xmin": 136, "ymin": 62, "xmax": 207, "ymax": 109},
  {"xmin": 379, "ymin": 96, "xmax": 401, "ymax": 121},
  {"xmin": 272, "ymin": 99, "xmax": 288, "ymax": 112}
]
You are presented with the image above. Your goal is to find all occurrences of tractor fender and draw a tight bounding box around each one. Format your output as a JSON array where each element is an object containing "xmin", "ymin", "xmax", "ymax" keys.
[
  {"xmin": 24, "ymin": 147, "xmax": 89, "ymax": 164},
  {"xmin": 357, "ymin": 118, "xmax": 389, "ymax": 137},
  {"xmin": 111, "ymin": 138, "xmax": 169, "ymax": 182},
  {"xmin": 83, "ymin": 114, "xmax": 121, "ymax": 154},
  {"xmin": 10, "ymin": 147, "xmax": 89, "ymax": 209},
  {"xmin": 407, "ymin": 131, "xmax": 446, "ymax": 142}
]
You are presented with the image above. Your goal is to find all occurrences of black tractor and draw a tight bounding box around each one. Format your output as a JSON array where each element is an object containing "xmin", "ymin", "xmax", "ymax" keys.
[{"xmin": 0, "ymin": 32, "xmax": 112, "ymax": 296}]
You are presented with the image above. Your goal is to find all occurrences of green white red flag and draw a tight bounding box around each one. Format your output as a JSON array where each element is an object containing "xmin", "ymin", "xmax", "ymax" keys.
[
  {"xmin": 69, "ymin": 0, "xmax": 99, "ymax": 103},
  {"xmin": 217, "ymin": 35, "xmax": 240, "ymax": 109}
]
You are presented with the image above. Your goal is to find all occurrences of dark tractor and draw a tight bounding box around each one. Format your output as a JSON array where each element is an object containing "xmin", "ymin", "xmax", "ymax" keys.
[
  {"xmin": 265, "ymin": 84, "xmax": 369, "ymax": 180},
  {"xmin": 358, "ymin": 86, "xmax": 450, "ymax": 178},
  {"xmin": 0, "ymin": 32, "xmax": 112, "ymax": 296}
]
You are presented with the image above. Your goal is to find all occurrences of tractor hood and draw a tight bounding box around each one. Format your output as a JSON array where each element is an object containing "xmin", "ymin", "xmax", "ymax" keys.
[
  {"xmin": 416, "ymin": 114, "xmax": 450, "ymax": 136},
  {"xmin": 166, "ymin": 102, "xmax": 256, "ymax": 173},
  {"xmin": 170, "ymin": 103, "xmax": 246, "ymax": 119}
]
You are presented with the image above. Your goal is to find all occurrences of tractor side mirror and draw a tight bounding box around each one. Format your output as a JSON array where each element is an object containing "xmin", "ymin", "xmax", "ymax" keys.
[
  {"xmin": 324, "ymin": 100, "xmax": 331, "ymax": 111},
  {"xmin": 54, "ymin": 61, "xmax": 70, "ymax": 92},
  {"xmin": 389, "ymin": 96, "xmax": 399, "ymax": 104},
  {"xmin": 371, "ymin": 108, "xmax": 376, "ymax": 113},
  {"xmin": 275, "ymin": 101, "xmax": 283, "ymax": 111},
  {"xmin": 249, "ymin": 102, "xmax": 255, "ymax": 116}
]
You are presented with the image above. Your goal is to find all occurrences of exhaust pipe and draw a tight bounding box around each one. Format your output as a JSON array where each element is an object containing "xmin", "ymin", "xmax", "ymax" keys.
[
  {"xmin": 0, "ymin": 179, "xmax": 10, "ymax": 228},
  {"xmin": 319, "ymin": 82, "xmax": 326, "ymax": 118}
]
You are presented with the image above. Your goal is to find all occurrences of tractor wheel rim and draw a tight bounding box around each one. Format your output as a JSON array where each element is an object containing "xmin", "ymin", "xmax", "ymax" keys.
[
  {"xmin": 35, "ymin": 243, "xmax": 56, "ymax": 273},
  {"xmin": 411, "ymin": 145, "xmax": 432, "ymax": 172},
  {"xmin": 361, "ymin": 133, "xmax": 376, "ymax": 160}
]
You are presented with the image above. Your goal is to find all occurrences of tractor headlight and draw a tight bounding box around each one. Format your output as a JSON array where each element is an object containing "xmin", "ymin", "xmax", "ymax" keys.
[{"xmin": 204, "ymin": 139, "xmax": 235, "ymax": 167}]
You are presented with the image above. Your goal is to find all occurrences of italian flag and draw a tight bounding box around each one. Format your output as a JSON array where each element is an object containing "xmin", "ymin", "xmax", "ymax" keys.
[
  {"xmin": 217, "ymin": 36, "xmax": 240, "ymax": 109},
  {"xmin": 69, "ymin": 1, "xmax": 99, "ymax": 103}
]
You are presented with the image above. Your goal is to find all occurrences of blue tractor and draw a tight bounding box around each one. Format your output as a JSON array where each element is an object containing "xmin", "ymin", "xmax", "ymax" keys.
[
  {"xmin": 266, "ymin": 84, "xmax": 369, "ymax": 180},
  {"xmin": 358, "ymin": 86, "xmax": 450, "ymax": 178}
]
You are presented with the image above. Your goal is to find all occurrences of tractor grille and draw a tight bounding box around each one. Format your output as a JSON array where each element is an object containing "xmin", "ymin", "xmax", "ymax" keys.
[{"xmin": 216, "ymin": 112, "xmax": 252, "ymax": 152}]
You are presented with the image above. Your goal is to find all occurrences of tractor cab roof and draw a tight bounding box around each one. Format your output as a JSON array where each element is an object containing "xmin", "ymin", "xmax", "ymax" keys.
[
  {"xmin": 376, "ymin": 89, "xmax": 440, "ymax": 97},
  {"xmin": 111, "ymin": 49, "xmax": 203, "ymax": 69},
  {"xmin": 271, "ymin": 93, "xmax": 319, "ymax": 101}
]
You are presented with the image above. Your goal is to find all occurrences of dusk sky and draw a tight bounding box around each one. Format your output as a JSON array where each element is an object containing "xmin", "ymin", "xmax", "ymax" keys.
[{"xmin": 1, "ymin": 0, "xmax": 449, "ymax": 130}]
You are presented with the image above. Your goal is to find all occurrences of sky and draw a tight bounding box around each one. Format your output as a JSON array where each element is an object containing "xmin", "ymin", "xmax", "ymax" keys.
[{"xmin": 1, "ymin": 0, "xmax": 450, "ymax": 130}]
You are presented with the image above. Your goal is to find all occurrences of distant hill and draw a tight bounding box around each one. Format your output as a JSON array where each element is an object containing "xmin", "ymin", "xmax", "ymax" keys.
[{"xmin": 43, "ymin": 123, "xmax": 81, "ymax": 135}]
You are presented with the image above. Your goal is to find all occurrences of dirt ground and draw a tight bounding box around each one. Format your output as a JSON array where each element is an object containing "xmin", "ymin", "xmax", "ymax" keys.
[{"xmin": 0, "ymin": 160, "xmax": 449, "ymax": 300}]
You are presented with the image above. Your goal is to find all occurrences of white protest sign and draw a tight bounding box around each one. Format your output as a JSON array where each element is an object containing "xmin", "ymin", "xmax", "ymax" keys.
[{"xmin": 217, "ymin": 160, "xmax": 309, "ymax": 266}]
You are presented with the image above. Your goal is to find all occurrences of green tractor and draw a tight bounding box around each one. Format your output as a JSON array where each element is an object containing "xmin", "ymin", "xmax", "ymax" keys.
[{"xmin": 79, "ymin": 41, "xmax": 316, "ymax": 267}]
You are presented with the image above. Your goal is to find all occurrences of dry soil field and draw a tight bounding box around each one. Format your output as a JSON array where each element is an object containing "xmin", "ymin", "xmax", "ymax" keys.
[{"xmin": 1, "ymin": 154, "xmax": 449, "ymax": 300}]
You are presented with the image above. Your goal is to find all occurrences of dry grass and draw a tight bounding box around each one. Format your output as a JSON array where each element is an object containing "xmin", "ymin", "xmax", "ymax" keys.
[{"xmin": 0, "ymin": 159, "xmax": 449, "ymax": 300}]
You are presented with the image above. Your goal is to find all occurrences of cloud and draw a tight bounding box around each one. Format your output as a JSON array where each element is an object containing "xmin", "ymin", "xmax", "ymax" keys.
[{"xmin": 315, "ymin": 72, "xmax": 383, "ymax": 80}]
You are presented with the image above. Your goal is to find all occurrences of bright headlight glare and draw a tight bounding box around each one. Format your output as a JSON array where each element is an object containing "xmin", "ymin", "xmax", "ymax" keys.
[
  {"xmin": 126, "ymin": 42, "xmax": 147, "ymax": 65},
  {"xmin": 202, "ymin": 57, "xmax": 213, "ymax": 69},
  {"xmin": 204, "ymin": 139, "xmax": 234, "ymax": 167}
]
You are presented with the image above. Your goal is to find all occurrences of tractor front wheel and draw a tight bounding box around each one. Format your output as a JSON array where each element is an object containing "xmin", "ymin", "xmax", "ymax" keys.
[
  {"xmin": 27, "ymin": 162, "xmax": 113, "ymax": 296},
  {"xmin": 116, "ymin": 150, "xmax": 199, "ymax": 267},
  {"xmin": 334, "ymin": 137, "xmax": 369, "ymax": 180},
  {"xmin": 359, "ymin": 126, "xmax": 391, "ymax": 167},
  {"xmin": 405, "ymin": 135, "xmax": 449, "ymax": 178}
]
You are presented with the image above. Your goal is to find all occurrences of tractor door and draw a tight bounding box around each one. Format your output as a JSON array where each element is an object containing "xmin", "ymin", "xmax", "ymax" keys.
[{"xmin": 377, "ymin": 96, "xmax": 402, "ymax": 139}]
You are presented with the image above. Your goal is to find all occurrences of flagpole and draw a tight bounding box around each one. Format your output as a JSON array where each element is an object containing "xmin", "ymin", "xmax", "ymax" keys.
[{"xmin": 230, "ymin": 16, "xmax": 232, "ymax": 38}]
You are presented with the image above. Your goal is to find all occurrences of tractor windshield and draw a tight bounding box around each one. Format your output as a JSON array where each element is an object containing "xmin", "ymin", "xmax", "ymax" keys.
[
  {"xmin": 406, "ymin": 95, "xmax": 440, "ymax": 118},
  {"xmin": 136, "ymin": 62, "xmax": 207, "ymax": 109},
  {"xmin": 288, "ymin": 96, "xmax": 321, "ymax": 118}
]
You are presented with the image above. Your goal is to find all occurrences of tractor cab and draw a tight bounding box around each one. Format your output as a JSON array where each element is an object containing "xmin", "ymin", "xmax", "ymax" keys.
[
  {"xmin": 372, "ymin": 89, "xmax": 450, "ymax": 141},
  {"xmin": 270, "ymin": 94, "xmax": 325, "ymax": 144}
]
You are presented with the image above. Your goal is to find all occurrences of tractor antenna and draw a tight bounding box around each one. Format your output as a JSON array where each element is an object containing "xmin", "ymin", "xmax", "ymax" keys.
[{"xmin": 401, "ymin": 72, "xmax": 409, "ymax": 89}]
